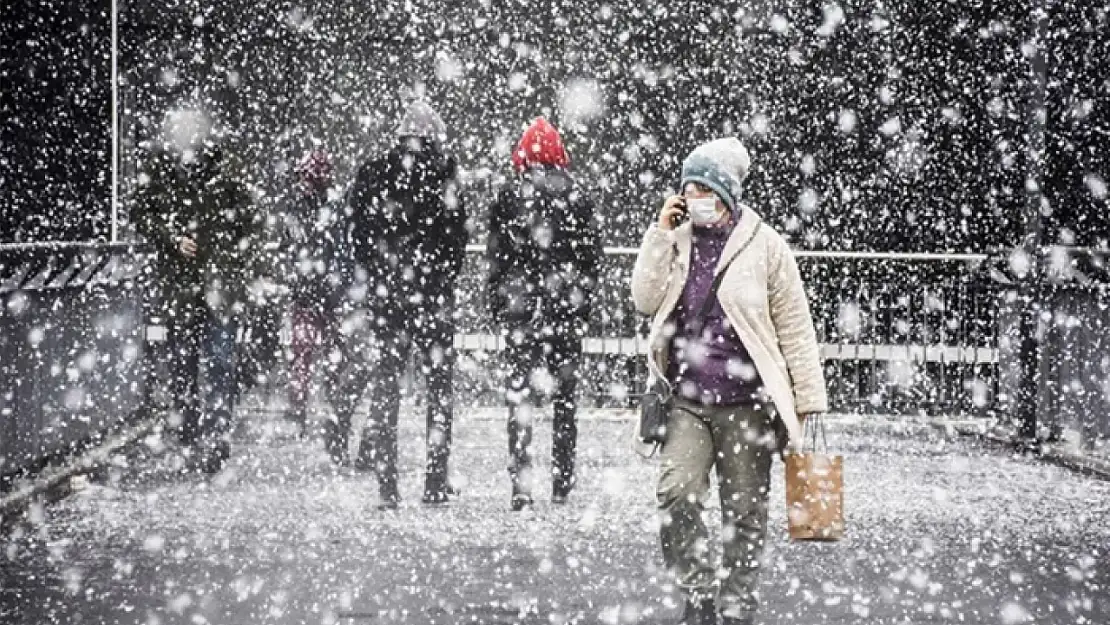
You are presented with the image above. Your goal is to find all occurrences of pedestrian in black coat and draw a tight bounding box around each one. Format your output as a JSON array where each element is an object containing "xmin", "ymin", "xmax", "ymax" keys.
[
  {"xmin": 341, "ymin": 100, "xmax": 468, "ymax": 507},
  {"xmin": 133, "ymin": 113, "xmax": 258, "ymax": 474},
  {"xmin": 487, "ymin": 117, "xmax": 602, "ymax": 510}
]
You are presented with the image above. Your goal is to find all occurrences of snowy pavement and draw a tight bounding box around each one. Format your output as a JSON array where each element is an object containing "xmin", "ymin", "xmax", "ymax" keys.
[{"xmin": 2, "ymin": 406, "xmax": 1109, "ymax": 625}]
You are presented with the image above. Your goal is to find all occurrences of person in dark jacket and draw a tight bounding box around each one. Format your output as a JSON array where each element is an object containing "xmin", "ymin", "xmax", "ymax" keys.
[
  {"xmin": 487, "ymin": 117, "xmax": 602, "ymax": 510},
  {"xmin": 342, "ymin": 100, "xmax": 468, "ymax": 507},
  {"xmin": 280, "ymin": 148, "xmax": 350, "ymax": 436},
  {"xmin": 133, "ymin": 111, "xmax": 258, "ymax": 473}
]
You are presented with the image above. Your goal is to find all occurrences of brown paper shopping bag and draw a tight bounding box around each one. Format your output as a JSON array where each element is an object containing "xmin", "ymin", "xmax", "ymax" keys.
[{"xmin": 784, "ymin": 415, "xmax": 844, "ymax": 541}]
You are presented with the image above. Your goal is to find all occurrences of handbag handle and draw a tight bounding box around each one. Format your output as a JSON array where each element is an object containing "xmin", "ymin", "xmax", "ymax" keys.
[
  {"xmin": 802, "ymin": 413, "xmax": 829, "ymax": 453},
  {"xmin": 633, "ymin": 439, "xmax": 661, "ymax": 460}
]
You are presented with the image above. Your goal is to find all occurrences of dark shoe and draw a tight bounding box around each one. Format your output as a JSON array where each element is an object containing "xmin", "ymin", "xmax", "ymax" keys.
[
  {"xmin": 510, "ymin": 475, "xmax": 533, "ymax": 511},
  {"xmin": 423, "ymin": 474, "xmax": 451, "ymax": 506},
  {"xmin": 552, "ymin": 476, "xmax": 576, "ymax": 504},
  {"xmin": 719, "ymin": 618, "xmax": 752, "ymax": 625},
  {"xmin": 510, "ymin": 493, "xmax": 534, "ymax": 512},
  {"xmin": 353, "ymin": 432, "xmax": 377, "ymax": 472},
  {"xmin": 378, "ymin": 485, "xmax": 400, "ymax": 511},
  {"xmin": 201, "ymin": 440, "xmax": 230, "ymax": 475},
  {"xmin": 422, "ymin": 490, "xmax": 450, "ymax": 506},
  {"xmin": 286, "ymin": 406, "xmax": 308, "ymax": 429},
  {"xmin": 680, "ymin": 598, "xmax": 717, "ymax": 625},
  {"xmin": 322, "ymin": 422, "xmax": 348, "ymax": 466}
]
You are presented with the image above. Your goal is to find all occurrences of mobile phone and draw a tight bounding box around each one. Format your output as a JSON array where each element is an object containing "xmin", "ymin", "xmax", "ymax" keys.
[{"xmin": 671, "ymin": 198, "xmax": 688, "ymax": 227}]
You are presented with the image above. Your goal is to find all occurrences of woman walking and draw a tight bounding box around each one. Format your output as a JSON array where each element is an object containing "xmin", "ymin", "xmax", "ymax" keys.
[
  {"xmin": 280, "ymin": 148, "xmax": 347, "ymax": 437},
  {"xmin": 631, "ymin": 138, "xmax": 828, "ymax": 625}
]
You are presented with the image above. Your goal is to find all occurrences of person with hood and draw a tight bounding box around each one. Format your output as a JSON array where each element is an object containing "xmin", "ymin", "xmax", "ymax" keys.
[
  {"xmin": 487, "ymin": 117, "xmax": 602, "ymax": 510},
  {"xmin": 280, "ymin": 148, "xmax": 350, "ymax": 436},
  {"xmin": 342, "ymin": 100, "xmax": 468, "ymax": 507},
  {"xmin": 630, "ymin": 138, "xmax": 828, "ymax": 625},
  {"xmin": 134, "ymin": 110, "xmax": 258, "ymax": 474}
]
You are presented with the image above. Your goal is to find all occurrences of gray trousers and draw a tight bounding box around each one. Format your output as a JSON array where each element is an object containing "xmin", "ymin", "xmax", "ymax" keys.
[{"xmin": 657, "ymin": 398, "xmax": 777, "ymax": 620}]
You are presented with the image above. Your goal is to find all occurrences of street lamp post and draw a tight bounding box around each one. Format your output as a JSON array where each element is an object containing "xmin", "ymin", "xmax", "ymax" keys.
[
  {"xmin": 110, "ymin": 0, "xmax": 119, "ymax": 242},
  {"xmin": 1013, "ymin": 4, "xmax": 1049, "ymax": 453}
]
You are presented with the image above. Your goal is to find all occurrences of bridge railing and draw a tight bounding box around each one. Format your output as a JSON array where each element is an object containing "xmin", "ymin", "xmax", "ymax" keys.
[
  {"xmin": 1, "ymin": 238, "xmax": 1002, "ymax": 480},
  {"xmin": 446, "ymin": 246, "xmax": 999, "ymax": 415}
]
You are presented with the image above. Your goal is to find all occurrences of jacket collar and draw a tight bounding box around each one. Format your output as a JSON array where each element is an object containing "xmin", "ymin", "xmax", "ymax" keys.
[{"xmin": 672, "ymin": 204, "xmax": 763, "ymax": 275}]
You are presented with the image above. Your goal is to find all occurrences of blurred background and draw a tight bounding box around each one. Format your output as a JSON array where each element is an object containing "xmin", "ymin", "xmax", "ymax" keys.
[{"xmin": 3, "ymin": 0, "xmax": 1106, "ymax": 252}]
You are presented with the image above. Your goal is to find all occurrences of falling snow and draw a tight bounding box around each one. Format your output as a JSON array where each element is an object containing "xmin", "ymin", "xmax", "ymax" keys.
[{"xmin": 2, "ymin": 1, "xmax": 1109, "ymax": 625}]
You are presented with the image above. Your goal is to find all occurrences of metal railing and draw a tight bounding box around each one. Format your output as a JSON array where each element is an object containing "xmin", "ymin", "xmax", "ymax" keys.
[
  {"xmin": 0, "ymin": 242, "xmax": 149, "ymax": 480},
  {"xmin": 0, "ymin": 241, "xmax": 147, "ymax": 294},
  {"xmin": 443, "ymin": 246, "xmax": 1000, "ymax": 414},
  {"xmin": 1, "ymin": 240, "xmax": 1002, "ymax": 469}
]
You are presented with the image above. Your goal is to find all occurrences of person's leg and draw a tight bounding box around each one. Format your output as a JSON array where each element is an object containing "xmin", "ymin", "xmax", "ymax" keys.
[
  {"xmin": 319, "ymin": 315, "xmax": 352, "ymax": 458},
  {"xmin": 504, "ymin": 327, "xmax": 540, "ymax": 509},
  {"xmin": 168, "ymin": 302, "xmax": 203, "ymax": 446},
  {"xmin": 709, "ymin": 404, "xmax": 776, "ymax": 623},
  {"xmin": 325, "ymin": 357, "xmax": 363, "ymax": 466},
  {"xmin": 657, "ymin": 400, "xmax": 717, "ymax": 611},
  {"xmin": 288, "ymin": 306, "xmax": 322, "ymax": 436},
  {"xmin": 417, "ymin": 313, "xmax": 456, "ymax": 503},
  {"xmin": 324, "ymin": 310, "xmax": 374, "ymax": 466},
  {"xmin": 550, "ymin": 333, "xmax": 582, "ymax": 501},
  {"xmin": 358, "ymin": 328, "xmax": 407, "ymax": 506},
  {"xmin": 198, "ymin": 310, "xmax": 239, "ymax": 472}
]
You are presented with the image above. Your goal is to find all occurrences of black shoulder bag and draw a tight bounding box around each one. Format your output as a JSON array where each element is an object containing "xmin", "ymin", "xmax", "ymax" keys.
[{"xmin": 638, "ymin": 222, "xmax": 762, "ymax": 451}]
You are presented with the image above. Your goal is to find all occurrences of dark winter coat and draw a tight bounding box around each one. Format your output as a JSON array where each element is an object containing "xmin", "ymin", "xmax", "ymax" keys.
[
  {"xmin": 280, "ymin": 188, "xmax": 351, "ymax": 315},
  {"xmin": 486, "ymin": 166, "xmax": 602, "ymax": 330},
  {"xmin": 133, "ymin": 144, "xmax": 257, "ymax": 318},
  {"xmin": 347, "ymin": 139, "xmax": 468, "ymax": 326}
]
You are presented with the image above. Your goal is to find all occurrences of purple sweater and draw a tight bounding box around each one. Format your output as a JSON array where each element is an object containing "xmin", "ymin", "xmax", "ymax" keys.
[{"xmin": 667, "ymin": 224, "xmax": 763, "ymax": 406}]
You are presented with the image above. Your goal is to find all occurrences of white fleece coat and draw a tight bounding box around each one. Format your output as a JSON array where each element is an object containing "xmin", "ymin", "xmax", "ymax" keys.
[{"xmin": 630, "ymin": 206, "xmax": 828, "ymax": 448}]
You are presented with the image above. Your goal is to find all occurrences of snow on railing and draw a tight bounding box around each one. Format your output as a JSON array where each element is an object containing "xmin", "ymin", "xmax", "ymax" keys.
[{"xmin": 464, "ymin": 243, "xmax": 990, "ymax": 262}]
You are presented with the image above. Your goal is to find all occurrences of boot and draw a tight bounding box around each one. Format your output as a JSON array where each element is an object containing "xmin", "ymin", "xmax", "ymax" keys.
[
  {"xmin": 510, "ymin": 487, "xmax": 534, "ymax": 512},
  {"xmin": 322, "ymin": 420, "xmax": 349, "ymax": 466},
  {"xmin": 509, "ymin": 465, "xmax": 533, "ymax": 511},
  {"xmin": 378, "ymin": 480, "xmax": 400, "ymax": 511},
  {"xmin": 551, "ymin": 444, "xmax": 576, "ymax": 504},
  {"xmin": 353, "ymin": 430, "xmax": 377, "ymax": 472},
  {"xmin": 552, "ymin": 474, "xmax": 576, "ymax": 505},
  {"xmin": 422, "ymin": 471, "xmax": 451, "ymax": 506},
  {"xmin": 200, "ymin": 439, "xmax": 230, "ymax": 475},
  {"xmin": 507, "ymin": 405, "xmax": 533, "ymax": 511},
  {"xmin": 551, "ymin": 392, "xmax": 578, "ymax": 504},
  {"xmin": 289, "ymin": 405, "xmax": 309, "ymax": 439},
  {"xmin": 680, "ymin": 598, "xmax": 717, "ymax": 625}
]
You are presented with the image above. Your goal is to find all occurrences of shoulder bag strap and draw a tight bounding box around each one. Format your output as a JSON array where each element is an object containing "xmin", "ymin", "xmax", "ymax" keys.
[{"xmin": 693, "ymin": 221, "xmax": 762, "ymax": 322}]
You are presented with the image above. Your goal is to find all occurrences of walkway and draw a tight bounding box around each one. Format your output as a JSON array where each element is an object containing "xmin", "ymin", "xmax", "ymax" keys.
[{"xmin": 2, "ymin": 406, "xmax": 1108, "ymax": 625}]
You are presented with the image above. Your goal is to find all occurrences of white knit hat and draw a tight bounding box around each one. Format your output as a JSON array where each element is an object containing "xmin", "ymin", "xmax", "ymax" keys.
[{"xmin": 396, "ymin": 100, "xmax": 447, "ymax": 142}]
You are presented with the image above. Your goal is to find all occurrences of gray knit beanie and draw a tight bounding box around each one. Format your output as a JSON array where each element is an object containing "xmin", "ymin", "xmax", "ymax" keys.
[
  {"xmin": 396, "ymin": 100, "xmax": 447, "ymax": 143},
  {"xmin": 680, "ymin": 137, "xmax": 751, "ymax": 216}
]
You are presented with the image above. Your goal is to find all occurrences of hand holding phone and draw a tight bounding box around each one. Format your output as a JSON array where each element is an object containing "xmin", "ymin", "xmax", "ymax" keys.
[
  {"xmin": 659, "ymin": 195, "xmax": 688, "ymax": 231},
  {"xmin": 178, "ymin": 236, "xmax": 198, "ymax": 258}
]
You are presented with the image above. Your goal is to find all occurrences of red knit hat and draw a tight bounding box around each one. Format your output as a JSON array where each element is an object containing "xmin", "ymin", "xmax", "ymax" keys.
[
  {"xmin": 512, "ymin": 117, "xmax": 569, "ymax": 172},
  {"xmin": 295, "ymin": 149, "xmax": 333, "ymax": 190}
]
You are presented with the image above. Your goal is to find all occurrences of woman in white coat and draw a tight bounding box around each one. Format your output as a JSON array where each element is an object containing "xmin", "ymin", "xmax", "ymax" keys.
[{"xmin": 631, "ymin": 137, "xmax": 828, "ymax": 625}]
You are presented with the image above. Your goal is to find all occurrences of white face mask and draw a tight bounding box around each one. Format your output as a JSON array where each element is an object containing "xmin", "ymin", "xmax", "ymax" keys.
[{"xmin": 686, "ymin": 197, "xmax": 720, "ymax": 225}]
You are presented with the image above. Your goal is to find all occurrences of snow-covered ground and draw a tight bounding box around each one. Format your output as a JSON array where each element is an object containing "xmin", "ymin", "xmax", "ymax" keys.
[{"xmin": 3, "ymin": 402, "xmax": 1108, "ymax": 625}]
